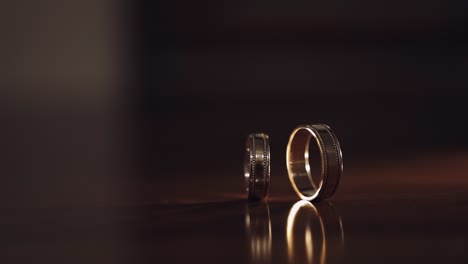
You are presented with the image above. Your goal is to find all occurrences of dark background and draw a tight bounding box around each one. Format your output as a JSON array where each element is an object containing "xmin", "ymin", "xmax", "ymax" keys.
[
  {"xmin": 133, "ymin": 0, "xmax": 468, "ymax": 198},
  {"xmin": 1, "ymin": 0, "xmax": 468, "ymax": 205},
  {"xmin": 1, "ymin": 1, "xmax": 468, "ymax": 263}
]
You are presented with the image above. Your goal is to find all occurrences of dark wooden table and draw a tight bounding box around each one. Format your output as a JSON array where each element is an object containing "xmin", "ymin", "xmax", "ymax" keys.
[{"xmin": 2, "ymin": 126, "xmax": 467, "ymax": 264}]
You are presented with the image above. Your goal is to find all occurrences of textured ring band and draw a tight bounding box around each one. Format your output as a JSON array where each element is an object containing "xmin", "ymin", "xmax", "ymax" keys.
[
  {"xmin": 244, "ymin": 133, "xmax": 271, "ymax": 201},
  {"xmin": 286, "ymin": 124, "xmax": 343, "ymax": 201}
]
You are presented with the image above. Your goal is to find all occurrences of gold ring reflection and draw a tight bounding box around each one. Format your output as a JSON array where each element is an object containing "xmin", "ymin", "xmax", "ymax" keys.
[
  {"xmin": 245, "ymin": 202, "xmax": 272, "ymax": 263},
  {"xmin": 287, "ymin": 201, "xmax": 344, "ymax": 264}
]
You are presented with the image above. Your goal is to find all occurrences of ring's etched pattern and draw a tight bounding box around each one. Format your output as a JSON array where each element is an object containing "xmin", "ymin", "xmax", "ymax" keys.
[{"xmin": 244, "ymin": 133, "xmax": 270, "ymax": 201}]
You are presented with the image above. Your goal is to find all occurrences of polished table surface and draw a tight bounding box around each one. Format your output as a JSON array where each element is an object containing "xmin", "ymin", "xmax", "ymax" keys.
[
  {"xmin": 3, "ymin": 0, "xmax": 468, "ymax": 261},
  {"xmin": 2, "ymin": 150, "xmax": 468, "ymax": 264}
]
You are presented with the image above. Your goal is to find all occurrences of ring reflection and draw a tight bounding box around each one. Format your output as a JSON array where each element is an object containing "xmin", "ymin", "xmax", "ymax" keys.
[
  {"xmin": 287, "ymin": 201, "xmax": 344, "ymax": 264},
  {"xmin": 245, "ymin": 202, "xmax": 272, "ymax": 263}
]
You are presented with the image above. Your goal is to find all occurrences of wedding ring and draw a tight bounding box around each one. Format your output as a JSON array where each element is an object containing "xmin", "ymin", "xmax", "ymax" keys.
[
  {"xmin": 286, "ymin": 124, "xmax": 343, "ymax": 201},
  {"xmin": 244, "ymin": 133, "xmax": 271, "ymax": 201}
]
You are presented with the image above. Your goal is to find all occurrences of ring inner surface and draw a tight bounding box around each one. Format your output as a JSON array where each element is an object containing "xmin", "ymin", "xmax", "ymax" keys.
[
  {"xmin": 290, "ymin": 129, "xmax": 323, "ymax": 197},
  {"xmin": 244, "ymin": 140, "xmax": 252, "ymax": 193}
]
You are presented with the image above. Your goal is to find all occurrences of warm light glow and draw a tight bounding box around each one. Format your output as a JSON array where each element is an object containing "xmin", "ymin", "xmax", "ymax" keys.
[
  {"xmin": 305, "ymin": 224, "xmax": 313, "ymax": 263},
  {"xmin": 245, "ymin": 213, "xmax": 250, "ymax": 229},
  {"xmin": 287, "ymin": 200, "xmax": 325, "ymax": 264}
]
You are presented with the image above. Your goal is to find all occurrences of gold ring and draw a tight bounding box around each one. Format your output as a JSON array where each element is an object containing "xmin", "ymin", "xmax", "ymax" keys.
[{"xmin": 286, "ymin": 124, "xmax": 343, "ymax": 201}]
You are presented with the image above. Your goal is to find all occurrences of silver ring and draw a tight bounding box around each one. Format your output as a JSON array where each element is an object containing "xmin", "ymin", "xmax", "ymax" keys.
[
  {"xmin": 244, "ymin": 133, "xmax": 271, "ymax": 201},
  {"xmin": 286, "ymin": 124, "xmax": 343, "ymax": 201}
]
